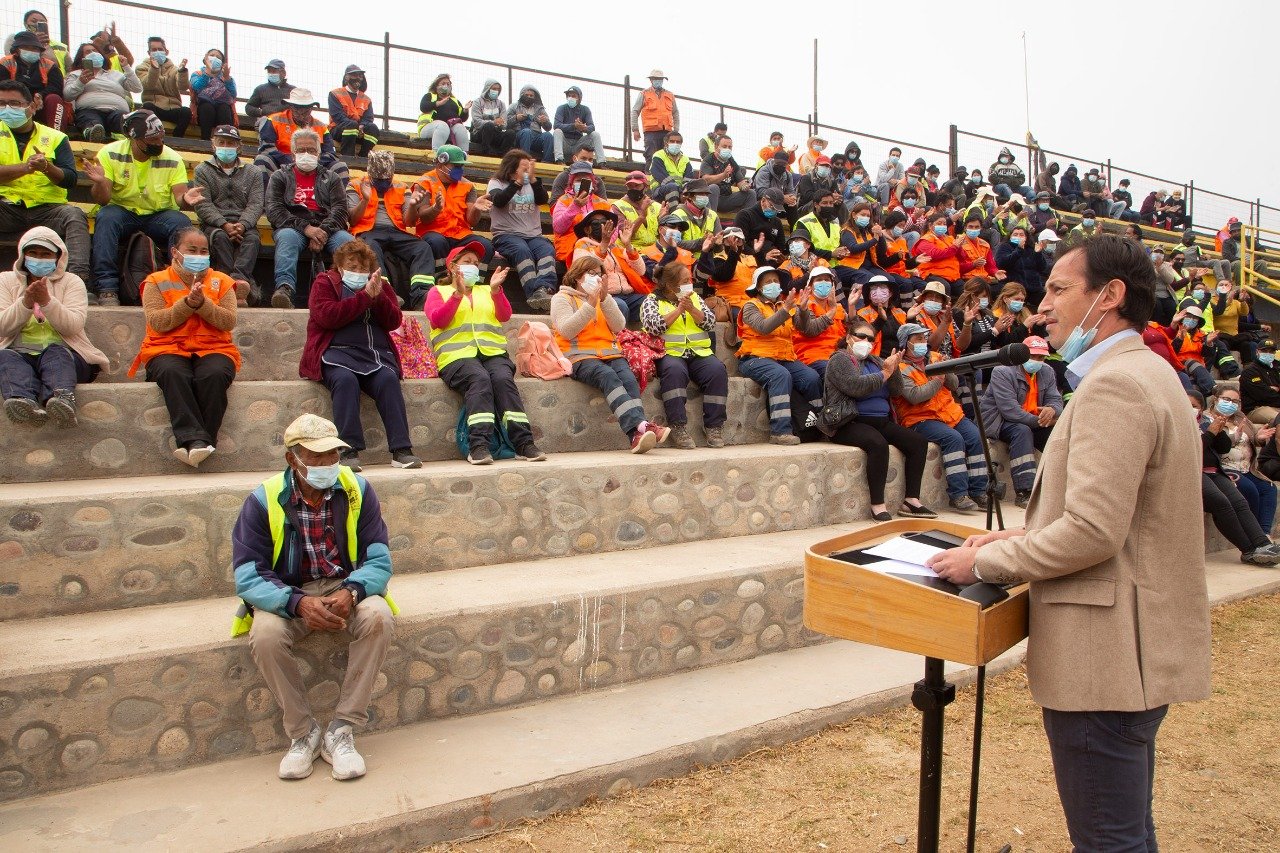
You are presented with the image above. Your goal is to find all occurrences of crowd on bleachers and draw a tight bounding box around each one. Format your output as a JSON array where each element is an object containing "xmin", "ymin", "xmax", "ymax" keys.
[{"xmin": 4, "ymin": 12, "xmax": 1280, "ymax": 549}]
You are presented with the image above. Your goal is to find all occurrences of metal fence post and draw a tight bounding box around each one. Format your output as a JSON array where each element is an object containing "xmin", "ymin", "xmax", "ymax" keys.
[
  {"xmin": 507, "ymin": 66, "xmax": 514, "ymax": 105},
  {"xmin": 382, "ymin": 32, "xmax": 391, "ymax": 131},
  {"xmin": 623, "ymin": 75, "xmax": 632, "ymax": 162},
  {"xmin": 1257, "ymin": 198, "xmax": 1262, "ymax": 230},
  {"xmin": 222, "ymin": 19, "xmax": 228, "ymax": 64},
  {"xmin": 1187, "ymin": 181, "xmax": 1195, "ymax": 229},
  {"xmin": 59, "ymin": 0, "xmax": 70, "ymax": 49},
  {"xmin": 948, "ymin": 125, "xmax": 958, "ymax": 175}
]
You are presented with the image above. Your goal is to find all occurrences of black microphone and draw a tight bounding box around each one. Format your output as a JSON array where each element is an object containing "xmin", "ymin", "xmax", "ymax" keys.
[{"xmin": 922, "ymin": 342, "xmax": 1031, "ymax": 376}]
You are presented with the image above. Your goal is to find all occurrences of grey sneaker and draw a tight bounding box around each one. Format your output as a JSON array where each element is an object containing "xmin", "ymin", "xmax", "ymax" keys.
[
  {"xmin": 705, "ymin": 426, "xmax": 725, "ymax": 448},
  {"xmin": 321, "ymin": 722, "xmax": 366, "ymax": 780},
  {"xmin": 1242, "ymin": 543, "xmax": 1280, "ymax": 567},
  {"xmin": 669, "ymin": 424, "xmax": 696, "ymax": 449},
  {"xmin": 769, "ymin": 433, "xmax": 801, "ymax": 446},
  {"xmin": 949, "ymin": 495, "xmax": 980, "ymax": 512},
  {"xmin": 4, "ymin": 397, "xmax": 46, "ymax": 425},
  {"xmin": 44, "ymin": 392, "xmax": 77, "ymax": 428},
  {"xmin": 467, "ymin": 445, "xmax": 493, "ymax": 465},
  {"xmin": 271, "ymin": 285, "xmax": 295, "ymax": 309},
  {"xmin": 391, "ymin": 449, "xmax": 422, "ymax": 469},
  {"xmin": 278, "ymin": 721, "xmax": 323, "ymax": 780},
  {"xmin": 97, "ymin": 291, "xmax": 120, "ymax": 308},
  {"xmin": 526, "ymin": 288, "xmax": 554, "ymax": 312}
]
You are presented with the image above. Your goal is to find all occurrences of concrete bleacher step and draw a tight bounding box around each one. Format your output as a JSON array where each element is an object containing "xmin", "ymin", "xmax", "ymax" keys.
[
  {"xmin": 0, "ymin": 513, "xmax": 972, "ymax": 801},
  {"xmin": 0, "ymin": 444, "xmax": 949, "ymax": 622},
  {"xmin": 82, "ymin": 308, "xmax": 741, "ymax": 383},
  {"xmin": 4, "ymin": 373, "xmax": 763, "ymax": 484},
  {"xmin": 3, "ymin": 546, "xmax": 1275, "ymax": 851}
]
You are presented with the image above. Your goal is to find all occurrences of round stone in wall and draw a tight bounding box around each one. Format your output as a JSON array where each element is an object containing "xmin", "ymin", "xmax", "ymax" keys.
[
  {"xmin": 59, "ymin": 737, "xmax": 102, "ymax": 772},
  {"xmin": 154, "ymin": 725, "xmax": 192, "ymax": 760}
]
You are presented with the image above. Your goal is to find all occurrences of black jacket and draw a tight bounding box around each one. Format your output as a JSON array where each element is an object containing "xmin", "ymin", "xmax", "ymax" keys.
[
  {"xmin": 265, "ymin": 166, "xmax": 349, "ymax": 236},
  {"xmin": 734, "ymin": 205, "xmax": 786, "ymax": 265},
  {"xmin": 1241, "ymin": 360, "xmax": 1280, "ymax": 412}
]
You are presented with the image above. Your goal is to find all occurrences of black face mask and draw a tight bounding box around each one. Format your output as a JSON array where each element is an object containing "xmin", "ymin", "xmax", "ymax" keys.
[
  {"xmin": 816, "ymin": 207, "xmax": 834, "ymax": 221},
  {"xmin": 372, "ymin": 178, "xmax": 392, "ymax": 194},
  {"xmin": 587, "ymin": 222, "xmax": 606, "ymax": 241},
  {"xmin": 520, "ymin": 95, "xmax": 535, "ymax": 106},
  {"xmin": 771, "ymin": 164, "xmax": 785, "ymax": 176},
  {"xmin": 143, "ymin": 142, "xmax": 163, "ymax": 157},
  {"xmin": 625, "ymin": 187, "xmax": 645, "ymax": 202}
]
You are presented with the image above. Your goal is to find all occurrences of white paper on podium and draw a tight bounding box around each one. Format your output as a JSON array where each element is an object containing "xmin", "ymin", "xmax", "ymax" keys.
[
  {"xmin": 862, "ymin": 536, "xmax": 945, "ymax": 576},
  {"xmin": 863, "ymin": 559, "xmax": 940, "ymax": 578}
]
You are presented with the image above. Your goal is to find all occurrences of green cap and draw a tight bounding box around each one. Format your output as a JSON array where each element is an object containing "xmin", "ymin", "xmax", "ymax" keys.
[{"xmin": 436, "ymin": 144, "xmax": 467, "ymax": 165}]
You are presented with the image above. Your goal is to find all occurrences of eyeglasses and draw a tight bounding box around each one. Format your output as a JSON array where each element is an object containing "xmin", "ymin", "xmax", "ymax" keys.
[{"xmin": 851, "ymin": 332, "xmax": 876, "ymax": 342}]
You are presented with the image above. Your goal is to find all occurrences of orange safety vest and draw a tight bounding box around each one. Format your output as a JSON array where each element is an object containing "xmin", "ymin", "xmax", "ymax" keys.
[
  {"xmin": 351, "ymin": 179, "xmax": 409, "ymax": 234},
  {"xmin": 638, "ymin": 88, "xmax": 675, "ymax": 132},
  {"xmin": 551, "ymin": 293, "xmax": 622, "ymax": 362},
  {"xmin": 1174, "ymin": 326, "xmax": 1206, "ymax": 365},
  {"xmin": 575, "ymin": 238, "xmax": 652, "ymax": 296},
  {"xmin": 779, "ymin": 257, "xmax": 830, "ymax": 281},
  {"xmin": 711, "ymin": 252, "xmax": 757, "ymax": 308},
  {"xmin": 1146, "ymin": 321, "xmax": 1186, "ymax": 370},
  {"xmin": 1, "ymin": 55, "xmax": 53, "ymax": 85},
  {"xmin": 413, "ymin": 171, "xmax": 473, "ymax": 239},
  {"xmin": 128, "ymin": 267, "xmax": 241, "ymax": 376},
  {"xmin": 794, "ymin": 300, "xmax": 846, "ymax": 365},
  {"xmin": 957, "ymin": 236, "xmax": 993, "ymax": 279},
  {"xmin": 856, "ymin": 305, "xmax": 908, "ymax": 355},
  {"xmin": 329, "ymin": 88, "xmax": 371, "ymax": 128},
  {"xmin": 915, "ymin": 234, "xmax": 960, "ymax": 281},
  {"xmin": 919, "ymin": 309, "xmax": 961, "ymax": 357},
  {"xmin": 267, "ymin": 111, "xmax": 328, "ymax": 156},
  {"xmin": 882, "ymin": 234, "xmax": 910, "ymax": 275},
  {"xmin": 737, "ymin": 297, "xmax": 796, "ymax": 361},
  {"xmin": 839, "ymin": 226, "xmax": 875, "ymax": 269},
  {"xmin": 1022, "ymin": 370, "xmax": 1040, "ymax": 416},
  {"xmin": 643, "ymin": 242, "xmax": 694, "ymax": 275},
  {"xmin": 893, "ymin": 357, "xmax": 963, "ymax": 428}
]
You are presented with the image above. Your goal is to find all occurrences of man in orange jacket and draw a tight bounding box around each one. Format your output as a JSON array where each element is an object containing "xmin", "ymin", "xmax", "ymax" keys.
[
  {"xmin": 347, "ymin": 150, "xmax": 434, "ymax": 305},
  {"xmin": 328, "ymin": 64, "xmax": 379, "ymax": 157},
  {"xmin": 630, "ymin": 69, "xmax": 678, "ymax": 163}
]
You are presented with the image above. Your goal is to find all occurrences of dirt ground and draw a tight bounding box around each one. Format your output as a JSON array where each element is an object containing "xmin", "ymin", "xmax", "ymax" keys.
[{"xmin": 431, "ymin": 594, "xmax": 1280, "ymax": 852}]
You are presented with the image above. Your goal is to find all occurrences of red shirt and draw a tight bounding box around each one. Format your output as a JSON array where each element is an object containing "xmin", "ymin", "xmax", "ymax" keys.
[{"xmin": 293, "ymin": 169, "xmax": 318, "ymax": 211}]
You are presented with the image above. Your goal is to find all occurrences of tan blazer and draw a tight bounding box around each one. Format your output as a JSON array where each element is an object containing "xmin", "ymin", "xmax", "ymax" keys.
[{"xmin": 976, "ymin": 334, "xmax": 1211, "ymax": 712}]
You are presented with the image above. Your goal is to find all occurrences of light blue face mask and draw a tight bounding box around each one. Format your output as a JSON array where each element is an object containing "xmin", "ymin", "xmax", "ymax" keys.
[
  {"xmin": 816, "ymin": 166, "xmax": 831, "ymax": 179},
  {"xmin": 1259, "ymin": 353, "xmax": 1276, "ymax": 367},
  {"xmin": 458, "ymin": 264, "xmax": 481, "ymax": 285},
  {"xmin": 921, "ymin": 301, "xmax": 942, "ymax": 315},
  {"xmin": 23, "ymin": 257, "xmax": 56, "ymax": 277},
  {"xmin": 1215, "ymin": 399, "xmax": 1239, "ymax": 416},
  {"xmin": 665, "ymin": 144, "xmax": 681, "ymax": 157},
  {"xmin": 268, "ymin": 73, "xmax": 281, "ymax": 85},
  {"xmin": 214, "ymin": 146, "xmax": 238, "ymax": 164},
  {"xmin": 912, "ymin": 342, "xmax": 929, "ymax": 357},
  {"xmin": 761, "ymin": 283, "xmax": 782, "ymax": 301},
  {"xmin": 1182, "ymin": 317, "xmax": 1198, "ymax": 329},
  {"xmin": 718, "ymin": 147, "xmax": 733, "ymax": 161},
  {"xmin": 207, "ymin": 56, "xmax": 223, "ymax": 72},
  {"xmin": 85, "ymin": 52, "xmax": 104, "ymax": 69},
  {"xmin": 301, "ymin": 461, "xmax": 340, "ymax": 490},
  {"xmin": 812, "ymin": 280, "xmax": 833, "ymax": 299},
  {"xmin": 341, "ymin": 269, "xmax": 369, "ymax": 290},
  {"xmin": 933, "ymin": 225, "xmax": 948, "ymax": 237},
  {"xmin": 19, "ymin": 49, "xmax": 41, "ymax": 65},
  {"xmin": 1082, "ymin": 218, "xmax": 1096, "ymax": 228},
  {"xmin": 904, "ymin": 199, "xmax": 916, "ymax": 209},
  {"xmin": 150, "ymin": 50, "xmax": 167, "ymax": 65},
  {"xmin": 979, "ymin": 298, "xmax": 989, "ymax": 309},
  {"xmin": 1037, "ymin": 203, "xmax": 1050, "ymax": 211},
  {"xmin": 0, "ymin": 106, "xmax": 28, "ymax": 128},
  {"xmin": 1007, "ymin": 300, "xmax": 1024, "ymax": 312},
  {"xmin": 965, "ymin": 229, "xmax": 981, "ymax": 239},
  {"xmin": 1009, "ymin": 236, "xmax": 1023, "ymax": 247},
  {"xmin": 855, "ymin": 215, "xmax": 871, "ymax": 228},
  {"xmin": 1023, "ymin": 359, "xmax": 1043, "ymax": 373},
  {"xmin": 180, "ymin": 253, "xmax": 210, "ymax": 274},
  {"xmin": 1058, "ymin": 287, "xmax": 1108, "ymax": 364},
  {"xmin": 789, "ymin": 241, "xmax": 806, "ymax": 257}
]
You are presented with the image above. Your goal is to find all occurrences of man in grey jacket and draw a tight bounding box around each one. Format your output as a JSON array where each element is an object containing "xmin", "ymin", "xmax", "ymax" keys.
[
  {"xmin": 194, "ymin": 125, "xmax": 264, "ymax": 302},
  {"xmin": 978, "ymin": 335, "xmax": 1063, "ymax": 506}
]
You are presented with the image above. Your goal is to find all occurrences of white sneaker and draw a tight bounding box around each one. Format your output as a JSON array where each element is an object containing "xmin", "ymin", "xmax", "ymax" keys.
[
  {"xmin": 277, "ymin": 721, "xmax": 322, "ymax": 780},
  {"xmin": 321, "ymin": 722, "xmax": 366, "ymax": 780},
  {"xmin": 187, "ymin": 445, "xmax": 216, "ymax": 466}
]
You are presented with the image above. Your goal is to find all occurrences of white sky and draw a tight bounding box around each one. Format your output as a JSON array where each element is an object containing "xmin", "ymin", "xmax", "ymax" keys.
[{"xmin": 21, "ymin": 0, "xmax": 1277, "ymax": 227}]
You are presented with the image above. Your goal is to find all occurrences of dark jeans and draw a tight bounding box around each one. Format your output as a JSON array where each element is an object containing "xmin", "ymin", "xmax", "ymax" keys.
[
  {"xmin": 144, "ymin": 352, "xmax": 236, "ymax": 448},
  {"xmin": 0, "ymin": 345, "xmax": 97, "ymax": 402},
  {"xmin": 471, "ymin": 122, "xmax": 516, "ymax": 157},
  {"xmin": 196, "ymin": 100, "xmax": 235, "ymax": 140},
  {"xmin": 654, "ymin": 354, "xmax": 728, "ymax": 428},
  {"xmin": 1202, "ymin": 471, "xmax": 1269, "ymax": 553},
  {"xmin": 206, "ymin": 225, "xmax": 261, "ymax": 289},
  {"xmin": 91, "ymin": 205, "xmax": 191, "ymax": 296},
  {"xmin": 737, "ymin": 355, "xmax": 822, "ymax": 435},
  {"xmin": 73, "ymin": 106, "xmax": 124, "ymax": 136},
  {"xmin": 420, "ymin": 232, "xmax": 494, "ymax": 281},
  {"xmin": 0, "ymin": 200, "xmax": 92, "ymax": 281},
  {"xmin": 1043, "ymin": 705, "xmax": 1168, "ymax": 853},
  {"xmin": 571, "ymin": 357, "xmax": 645, "ymax": 437},
  {"xmin": 998, "ymin": 421, "xmax": 1054, "ymax": 491},
  {"xmin": 439, "ymin": 354, "xmax": 533, "ymax": 449},
  {"xmin": 143, "ymin": 102, "xmax": 191, "ymax": 138},
  {"xmin": 363, "ymin": 226, "xmax": 436, "ymax": 304},
  {"xmin": 1232, "ymin": 470, "xmax": 1278, "ymax": 534},
  {"xmin": 321, "ymin": 362, "xmax": 411, "ymax": 453},
  {"xmin": 830, "ymin": 414, "xmax": 929, "ymax": 505}
]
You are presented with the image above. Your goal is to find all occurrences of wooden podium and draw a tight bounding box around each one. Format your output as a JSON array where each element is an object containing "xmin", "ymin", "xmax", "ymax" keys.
[{"xmin": 803, "ymin": 519, "xmax": 1029, "ymax": 853}]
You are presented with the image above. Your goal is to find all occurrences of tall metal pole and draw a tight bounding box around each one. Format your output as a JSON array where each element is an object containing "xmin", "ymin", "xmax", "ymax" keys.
[
  {"xmin": 812, "ymin": 39, "xmax": 819, "ymax": 132},
  {"xmin": 382, "ymin": 32, "xmax": 391, "ymax": 131},
  {"xmin": 59, "ymin": 0, "xmax": 70, "ymax": 49},
  {"xmin": 1021, "ymin": 32, "xmax": 1031, "ymax": 138}
]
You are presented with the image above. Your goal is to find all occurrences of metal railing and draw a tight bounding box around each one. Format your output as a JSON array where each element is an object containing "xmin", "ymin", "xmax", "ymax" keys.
[{"xmin": 57, "ymin": 0, "xmax": 1273, "ymax": 234}]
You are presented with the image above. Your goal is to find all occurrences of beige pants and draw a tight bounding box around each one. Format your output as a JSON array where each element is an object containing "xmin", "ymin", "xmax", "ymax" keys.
[
  {"xmin": 1249, "ymin": 406, "xmax": 1279, "ymax": 426},
  {"xmin": 249, "ymin": 577, "xmax": 395, "ymax": 739}
]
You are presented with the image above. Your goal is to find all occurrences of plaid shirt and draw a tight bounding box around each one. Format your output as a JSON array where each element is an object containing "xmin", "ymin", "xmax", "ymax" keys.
[{"xmin": 290, "ymin": 472, "xmax": 344, "ymax": 582}]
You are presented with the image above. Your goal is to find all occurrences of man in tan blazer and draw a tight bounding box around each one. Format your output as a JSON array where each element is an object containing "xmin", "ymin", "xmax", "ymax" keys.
[{"xmin": 930, "ymin": 235, "xmax": 1212, "ymax": 851}]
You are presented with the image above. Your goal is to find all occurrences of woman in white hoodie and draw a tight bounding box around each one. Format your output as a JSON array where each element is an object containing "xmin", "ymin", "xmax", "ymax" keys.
[{"xmin": 0, "ymin": 226, "xmax": 108, "ymax": 426}]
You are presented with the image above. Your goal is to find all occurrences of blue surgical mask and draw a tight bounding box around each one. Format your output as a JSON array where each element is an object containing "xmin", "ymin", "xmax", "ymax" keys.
[
  {"xmin": 813, "ymin": 280, "xmax": 833, "ymax": 299},
  {"xmin": 150, "ymin": 50, "xmax": 167, "ymax": 65},
  {"xmin": 762, "ymin": 207, "xmax": 777, "ymax": 219},
  {"xmin": 1010, "ymin": 236, "xmax": 1023, "ymax": 247},
  {"xmin": 302, "ymin": 461, "xmax": 341, "ymax": 490},
  {"xmin": 19, "ymin": 49, "xmax": 41, "ymax": 64},
  {"xmin": 268, "ymin": 73, "xmax": 281, "ymax": 85},
  {"xmin": 1191, "ymin": 288, "xmax": 1205, "ymax": 300},
  {"xmin": 1057, "ymin": 287, "xmax": 1109, "ymax": 364},
  {"xmin": 965, "ymin": 228, "xmax": 981, "ymax": 239},
  {"xmin": 214, "ymin": 146, "xmax": 238, "ymax": 164},
  {"xmin": 889, "ymin": 155, "xmax": 900, "ymax": 165},
  {"xmin": 1037, "ymin": 202, "xmax": 1050, "ymax": 211},
  {"xmin": 892, "ymin": 226, "xmax": 904, "ymax": 237},
  {"xmin": 816, "ymin": 166, "xmax": 831, "ymax": 179},
  {"xmin": 907, "ymin": 177, "xmax": 919, "ymax": 186},
  {"xmin": 855, "ymin": 215, "xmax": 871, "ymax": 228},
  {"xmin": 0, "ymin": 106, "xmax": 27, "ymax": 128},
  {"xmin": 979, "ymin": 298, "xmax": 989, "ymax": 309},
  {"xmin": 761, "ymin": 283, "xmax": 782, "ymax": 301},
  {"xmin": 912, "ymin": 342, "xmax": 929, "ymax": 357},
  {"xmin": 23, "ymin": 257, "xmax": 56, "ymax": 277},
  {"xmin": 180, "ymin": 253, "xmax": 211, "ymax": 274},
  {"xmin": 921, "ymin": 302, "xmax": 942, "ymax": 315},
  {"xmin": 789, "ymin": 241, "xmax": 806, "ymax": 257},
  {"xmin": 1007, "ymin": 299, "xmax": 1024, "ymax": 312},
  {"xmin": 566, "ymin": 97, "xmax": 578, "ymax": 108},
  {"xmin": 207, "ymin": 56, "xmax": 223, "ymax": 72},
  {"xmin": 1259, "ymin": 353, "xmax": 1275, "ymax": 367},
  {"xmin": 1216, "ymin": 400, "xmax": 1239, "ymax": 416},
  {"xmin": 85, "ymin": 52, "xmax": 104, "ymax": 69},
  {"xmin": 693, "ymin": 195, "xmax": 709, "ymax": 210},
  {"xmin": 1182, "ymin": 317, "xmax": 1198, "ymax": 329},
  {"xmin": 1023, "ymin": 360, "xmax": 1043, "ymax": 373},
  {"xmin": 903, "ymin": 199, "xmax": 916, "ymax": 209},
  {"xmin": 933, "ymin": 225, "xmax": 948, "ymax": 237},
  {"xmin": 447, "ymin": 165, "xmax": 465, "ymax": 182},
  {"xmin": 458, "ymin": 264, "xmax": 481, "ymax": 285},
  {"xmin": 341, "ymin": 269, "xmax": 369, "ymax": 290},
  {"xmin": 1082, "ymin": 218, "xmax": 1096, "ymax": 228},
  {"xmin": 666, "ymin": 143, "xmax": 682, "ymax": 156}
]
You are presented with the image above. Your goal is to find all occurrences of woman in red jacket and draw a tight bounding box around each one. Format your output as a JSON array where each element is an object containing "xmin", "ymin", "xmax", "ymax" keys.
[{"xmin": 299, "ymin": 239, "xmax": 421, "ymax": 471}]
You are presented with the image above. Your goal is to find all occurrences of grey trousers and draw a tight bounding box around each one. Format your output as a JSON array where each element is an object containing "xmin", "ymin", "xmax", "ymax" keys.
[
  {"xmin": 249, "ymin": 577, "xmax": 395, "ymax": 739},
  {"xmin": 0, "ymin": 201, "xmax": 92, "ymax": 281}
]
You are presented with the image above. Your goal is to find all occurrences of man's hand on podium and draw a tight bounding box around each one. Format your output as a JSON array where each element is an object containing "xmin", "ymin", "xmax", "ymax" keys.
[{"xmin": 928, "ymin": 527, "xmax": 1027, "ymax": 585}]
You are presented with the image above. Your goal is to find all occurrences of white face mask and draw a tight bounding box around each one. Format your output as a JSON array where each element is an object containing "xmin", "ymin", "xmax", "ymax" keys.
[
  {"xmin": 580, "ymin": 273, "xmax": 602, "ymax": 295},
  {"xmin": 678, "ymin": 283, "xmax": 694, "ymax": 296},
  {"xmin": 850, "ymin": 340, "xmax": 874, "ymax": 360},
  {"xmin": 294, "ymin": 152, "xmax": 319, "ymax": 173}
]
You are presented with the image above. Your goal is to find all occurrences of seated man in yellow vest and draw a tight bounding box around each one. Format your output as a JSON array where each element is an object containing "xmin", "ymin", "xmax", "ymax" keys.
[
  {"xmin": 83, "ymin": 109, "xmax": 205, "ymax": 307},
  {"xmin": 0, "ymin": 80, "xmax": 89, "ymax": 284},
  {"xmin": 612, "ymin": 169, "xmax": 660, "ymax": 251},
  {"xmin": 328, "ymin": 64, "xmax": 378, "ymax": 157},
  {"xmin": 425, "ymin": 241, "xmax": 545, "ymax": 465},
  {"xmin": 231, "ymin": 413, "xmax": 396, "ymax": 782},
  {"xmin": 650, "ymin": 131, "xmax": 717, "ymax": 207},
  {"xmin": 346, "ymin": 150, "xmax": 433, "ymax": 305}
]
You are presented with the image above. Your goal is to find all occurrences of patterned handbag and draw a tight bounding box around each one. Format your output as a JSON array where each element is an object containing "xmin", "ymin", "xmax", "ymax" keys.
[{"xmin": 389, "ymin": 316, "xmax": 438, "ymax": 379}]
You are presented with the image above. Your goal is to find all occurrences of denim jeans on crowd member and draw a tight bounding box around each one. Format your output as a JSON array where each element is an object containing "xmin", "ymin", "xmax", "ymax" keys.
[
  {"xmin": 993, "ymin": 182, "xmax": 1035, "ymax": 202},
  {"xmin": 737, "ymin": 355, "xmax": 822, "ymax": 435},
  {"xmin": 571, "ymin": 358, "xmax": 646, "ymax": 437},
  {"xmin": 0, "ymin": 345, "xmax": 98, "ymax": 403},
  {"xmin": 418, "ymin": 121, "xmax": 469, "ymax": 151},
  {"xmin": 492, "ymin": 233, "xmax": 557, "ymax": 297},
  {"xmin": 553, "ymin": 129, "xmax": 604, "ymax": 164},
  {"xmin": 611, "ymin": 292, "xmax": 646, "ymax": 324},
  {"xmin": 1232, "ymin": 469, "xmax": 1278, "ymax": 534},
  {"xmin": 514, "ymin": 127, "xmax": 554, "ymax": 163},
  {"xmin": 90, "ymin": 205, "xmax": 192, "ymax": 296},
  {"xmin": 998, "ymin": 421, "xmax": 1053, "ymax": 492},
  {"xmin": 1042, "ymin": 705, "xmax": 1169, "ymax": 853},
  {"xmin": 1202, "ymin": 471, "xmax": 1270, "ymax": 553},
  {"xmin": 272, "ymin": 228, "xmax": 354, "ymax": 306},
  {"xmin": 910, "ymin": 417, "xmax": 989, "ymax": 499}
]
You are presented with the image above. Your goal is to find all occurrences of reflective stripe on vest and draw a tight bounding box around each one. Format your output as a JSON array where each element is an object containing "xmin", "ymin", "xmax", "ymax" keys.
[
  {"xmin": 128, "ymin": 268, "xmax": 241, "ymax": 376},
  {"xmin": 551, "ymin": 293, "xmax": 622, "ymax": 362},
  {"xmin": 329, "ymin": 89, "xmax": 371, "ymax": 128},
  {"xmin": 0, "ymin": 121, "xmax": 67, "ymax": 205},
  {"xmin": 648, "ymin": 149, "xmax": 690, "ymax": 190},
  {"xmin": 267, "ymin": 111, "xmax": 328, "ymax": 155},
  {"xmin": 797, "ymin": 213, "xmax": 840, "ymax": 253},
  {"xmin": 671, "ymin": 207, "xmax": 720, "ymax": 248},
  {"xmin": 639, "ymin": 89, "xmax": 675, "ymax": 131},
  {"xmin": 351, "ymin": 180, "xmax": 408, "ymax": 234},
  {"xmin": 429, "ymin": 284, "xmax": 507, "ymax": 368},
  {"xmin": 659, "ymin": 295, "xmax": 713, "ymax": 357}
]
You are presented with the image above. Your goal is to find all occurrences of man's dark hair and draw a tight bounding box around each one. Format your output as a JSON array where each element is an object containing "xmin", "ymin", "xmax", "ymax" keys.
[
  {"xmin": 22, "ymin": 9, "xmax": 41, "ymax": 22},
  {"xmin": 148, "ymin": 36, "xmax": 166, "ymax": 47},
  {"xmin": 882, "ymin": 210, "xmax": 907, "ymax": 229},
  {"xmin": 964, "ymin": 214, "xmax": 982, "ymax": 226},
  {"xmin": 665, "ymin": 131, "xmax": 681, "ymax": 143},
  {"xmin": 0, "ymin": 80, "xmax": 32, "ymax": 102},
  {"xmin": 1065, "ymin": 234, "xmax": 1156, "ymax": 328},
  {"xmin": 169, "ymin": 225, "xmax": 204, "ymax": 251}
]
